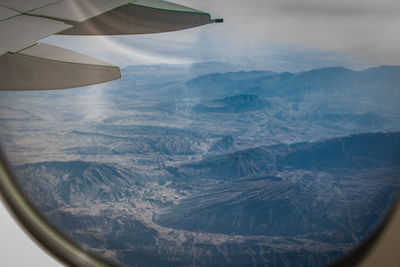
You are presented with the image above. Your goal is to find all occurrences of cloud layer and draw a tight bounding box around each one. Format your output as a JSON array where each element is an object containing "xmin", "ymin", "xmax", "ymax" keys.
[
  {"xmin": 44, "ymin": 0, "xmax": 400, "ymax": 70},
  {"xmin": 177, "ymin": 0, "xmax": 400, "ymax": 65}
]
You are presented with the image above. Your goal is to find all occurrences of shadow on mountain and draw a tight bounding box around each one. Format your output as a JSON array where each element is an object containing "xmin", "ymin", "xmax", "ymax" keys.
[
  {"xmin": 193, "ymin": 95, "xmax": 270, "ymax": 113},
  {"xmin": 157, "ymin": 132, "xmax": 400, "ymax": 237}
]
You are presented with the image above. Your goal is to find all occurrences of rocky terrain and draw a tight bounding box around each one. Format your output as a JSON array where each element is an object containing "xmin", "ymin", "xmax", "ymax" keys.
[
  {"xmin": 1, "ymin": 63, "xmax": 400, "ymax": 266},
  {"xmin": 12, "ymin": 132, "xmax": 400, "ymax": 267}
]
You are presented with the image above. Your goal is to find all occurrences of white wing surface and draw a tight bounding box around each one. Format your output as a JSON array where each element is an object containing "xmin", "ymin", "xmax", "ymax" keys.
[{"xmin": 0, "ymin": 0, "xmax": 221, "ymax": 90}]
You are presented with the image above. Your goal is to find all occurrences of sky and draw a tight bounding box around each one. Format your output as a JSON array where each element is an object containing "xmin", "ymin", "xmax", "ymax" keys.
[{"xmin": 42, "ymin": 0, "xmax": 400, "ymax": 72}]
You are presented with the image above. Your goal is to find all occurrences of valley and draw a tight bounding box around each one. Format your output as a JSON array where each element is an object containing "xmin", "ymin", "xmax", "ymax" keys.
[{"xmin": 1, "ymin": 63, "xmax": 400, "ymax": 266}]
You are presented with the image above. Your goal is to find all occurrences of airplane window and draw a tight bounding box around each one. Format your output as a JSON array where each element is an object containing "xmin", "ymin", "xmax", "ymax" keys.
[{"xmin": 1, "ymin": 0, "xmax": 400, "ymax": 266}]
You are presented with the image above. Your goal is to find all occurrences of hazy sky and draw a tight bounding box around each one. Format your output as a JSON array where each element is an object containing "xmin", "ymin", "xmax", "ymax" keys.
[{"xmin": 44, "ymin": 0, "xmax": 400, "ymax": 71}]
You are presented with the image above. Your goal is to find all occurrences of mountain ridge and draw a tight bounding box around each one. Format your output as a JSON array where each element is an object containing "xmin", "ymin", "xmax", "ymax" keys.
[{"xmin": 156, "ymin": 132, "xmax": 400, "ymax": 236}]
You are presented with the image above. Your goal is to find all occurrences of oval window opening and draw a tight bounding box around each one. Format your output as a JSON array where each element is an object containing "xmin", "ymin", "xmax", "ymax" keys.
[{"xmin": 0, "ymin": 1, "xmax": 400, "ymax": 266}]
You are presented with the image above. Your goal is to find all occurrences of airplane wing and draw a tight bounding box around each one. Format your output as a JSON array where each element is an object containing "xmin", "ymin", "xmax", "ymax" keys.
[{"xmin": 0, "ymin": 0, "xmax": 222, "ymax": 90}]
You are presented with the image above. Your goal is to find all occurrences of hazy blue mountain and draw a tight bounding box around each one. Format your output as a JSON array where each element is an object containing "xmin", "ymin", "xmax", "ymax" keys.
[
  {"xmin": 193, "ymin": 95, "xmax": 269, "ymax": 113},
  {"xmin": 113, "ymin": 62, "xmax": 241, "ymax": 97},
  {"xmin": 184, "ymin": 66, "xmax": 400, "ymax": 105},
  {"xmin": 185, "ymin": 71, "xmax": 276, "ymax": 98},
  {"xmin": 123, "ymin": 62, "xmax": 240, "ymax": 78}
]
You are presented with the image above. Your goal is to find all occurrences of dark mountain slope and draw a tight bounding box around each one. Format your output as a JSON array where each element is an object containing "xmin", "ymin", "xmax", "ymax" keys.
[
  {"xmin": 193, "ymin": 95, "xmax": 269, "ymax": 113},
  {"xmin": 157, "ymin": 132, "xmax": 400, "ymax": 237},
  {"xmin": 15, "ymin": 161, "xmax": 140, "ymax": 208}
]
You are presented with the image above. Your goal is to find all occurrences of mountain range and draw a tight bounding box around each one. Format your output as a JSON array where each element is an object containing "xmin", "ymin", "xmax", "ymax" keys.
[
  {"xmin": 2, "ymin": 63, "xmax": 400, "ymax": 266},
  {"xmin": 14, "ymin": 132, "xmax": 400, "ymax": 267}
]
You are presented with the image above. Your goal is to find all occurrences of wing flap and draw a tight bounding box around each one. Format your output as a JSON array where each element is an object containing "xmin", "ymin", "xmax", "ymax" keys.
[
  {"xmin": 0, "ymin": 43, "xmax": 121, "ymax": 90},
  {"xmin": 0, "ymin": 6, "xmax": 19, "ymax": 21},
  {"xmin": 28, "ymin": 0, "xmax": 131, "ymax": 23},
  {"xmin": 58, "ymin": 0, "xmax": 217, "ymax": 35},
  {"xmin": 0, "ymin": 0, "xmax": 60, "ymax": 13},
  {"xmin": 0, "ymin": 15, "xmax": 71, "ymax": 55}
]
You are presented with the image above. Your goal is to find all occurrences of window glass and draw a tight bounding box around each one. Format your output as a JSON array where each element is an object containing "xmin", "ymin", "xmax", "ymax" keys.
[{"xmin": 1, "ymin": 1, "xmax": 400, "ymax": 266}]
